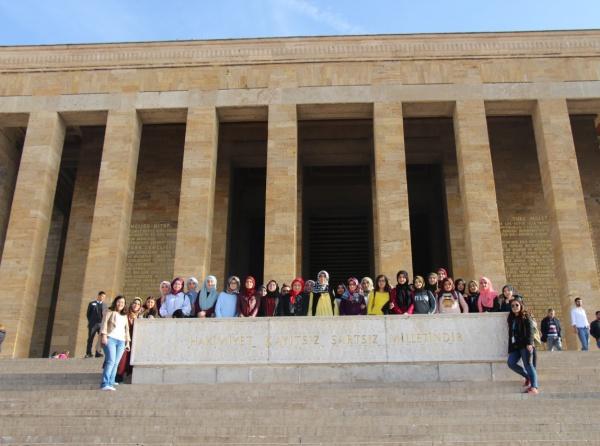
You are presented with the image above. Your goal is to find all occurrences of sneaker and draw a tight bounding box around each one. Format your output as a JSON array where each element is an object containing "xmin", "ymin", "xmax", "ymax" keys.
[
  {"xmin": 112, "ymin": 382, "xmax": 119, "ymax": 386},
  {"xmin": 85, "ymin": 354, "xmax": 93, "ymax": 358},
  {"xmin": 100, "ymin": 386, "xmax": 115, "ymax": 391},
  {"xmin": 527, "ymin": 387, "xmax": 539, "ymax": 395},
  {"xmin": 522, "ymin": 378, "xmax": 530, "ymax": 388},
  {"xmin": 95, "ymin": 353, "xmax": 104, "ymax": 358}
]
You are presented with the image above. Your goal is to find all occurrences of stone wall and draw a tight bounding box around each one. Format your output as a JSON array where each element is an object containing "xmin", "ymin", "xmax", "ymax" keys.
[
  {"xmin": 123, "ymin": 125, "xmax": 184, "ymax": 299},
  {"xmin": 489, "ymin": 117, "xmax": 560, "ymax": 322}
]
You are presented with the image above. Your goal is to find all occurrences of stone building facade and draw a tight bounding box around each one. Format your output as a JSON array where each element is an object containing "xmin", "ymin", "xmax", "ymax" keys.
[{"xmin": 0, "ymin": 30, "xmax": 599, "ymax": 357}]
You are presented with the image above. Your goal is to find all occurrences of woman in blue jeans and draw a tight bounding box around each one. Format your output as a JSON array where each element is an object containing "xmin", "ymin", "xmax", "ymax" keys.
[
  {"xmin": 507, "ymin": 299, "xmax": 539, "ymax": 395},
  {"xmin": 99, "ymin": 295, "xmax": 131, "ymax": 391}
]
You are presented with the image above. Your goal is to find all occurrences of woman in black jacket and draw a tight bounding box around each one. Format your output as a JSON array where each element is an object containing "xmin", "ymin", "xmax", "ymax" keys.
[{"xmin": 507, "ymin": 299, "xmax": 539, "ymax": 395}]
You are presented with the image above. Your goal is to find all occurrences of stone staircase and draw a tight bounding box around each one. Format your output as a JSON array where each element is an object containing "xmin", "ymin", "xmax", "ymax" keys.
[{"xmin": 0, "ymin": 351, "xmax": 598, "ymax": 445}]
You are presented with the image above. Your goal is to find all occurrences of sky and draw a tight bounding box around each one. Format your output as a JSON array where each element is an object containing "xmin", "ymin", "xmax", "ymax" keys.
[{"xmin": 0, "ymin": 0, "xmax": 599, "ymax": 46}]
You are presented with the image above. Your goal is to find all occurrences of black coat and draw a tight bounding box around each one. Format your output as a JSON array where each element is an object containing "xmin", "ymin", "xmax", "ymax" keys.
[
  {"xmin": 508, "ymin": 314, "xmax": 535, "ymax": 352},
  {"xmin": 86, "ymin": 300, "xmax": 107, "ymax": 327}
]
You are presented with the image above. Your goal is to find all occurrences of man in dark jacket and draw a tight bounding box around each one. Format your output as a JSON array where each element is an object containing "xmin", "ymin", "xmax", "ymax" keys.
[
  {"xmin": 540, "ymin": 308, "xmax": 562, "ymax": 351},
  {"xmin": 590, "ymin": 310, "xmax": 600, "ymax": 350},
  {"xmin": 85, "ymin": 291, "xmax": 107, "ymax": 358}
]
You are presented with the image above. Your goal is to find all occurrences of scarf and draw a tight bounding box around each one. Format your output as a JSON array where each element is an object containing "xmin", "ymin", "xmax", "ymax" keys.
[
  {"xmin": 342, "ymin": 277, "xmax": 363, "ymax": 302},
  {"xmin": 242, "ymin": 275, "xmax": 256, "ymax": 299},
  {"xmin": 199, "ymin": 275, "xmax": 219, "ymax": 310},
  {"xmin": 226, "ymin": 276, "xmax": 241, "ymax": 294},
  {"xmin": 186, "ymin": 277, "xmax": 199, "ymax": 301},
  {"xmin": 290, "ymin": 277, "xmax": 305, "ymax": 305},
  {"xmin": 159, "ymin": 280, "xmax": 171, "ymax": 298},
  {"xmin": 312, "ymin": 270, "xmax": 329, "ymax": 293},
  {"xmin": 479, "ymin": 276, "xmax": 496, "ymax": 309}
]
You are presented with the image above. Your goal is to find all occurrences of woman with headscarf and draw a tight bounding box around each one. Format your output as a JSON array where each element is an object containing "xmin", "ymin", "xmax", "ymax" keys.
[
  {"xmin": 477, "ymin": 276, "xmax": 497, "ymax": 312},
  {"xmin": 216, "ymin": 276, "xmax": 240, "ymax": 318},
  {"xmin": 196, "ymin": 275, "xmax": 218, "ymax": 318},
  {"xmin": 368, "ymin": 274, "xmax": 391, "ymax": 315},
  {"xmin": 389, "ymin": 270, "xmax": 414, "ymax": 314},
  {"xmin": 116, "ymin": 297, "xmax": 142, "ymax": 383},
  {"xmin": 308, "ymin": 270, "xmax": 338, "ymax": 316},
  {"xmin": 261, "ymin": 280, "xmax": 280, "ymax": 317},
  {"xmin": 465, "ymin": 280, "xmax": 480, "ymax": 313},
  {"xmin": 360, "ymin": 277, "xmax": 374, "ymax": 305},
  {"xmin": 339, "ymin": 277, "xmax": 367, "ymax": 315},
  {"xmin": 426, "ymin": 272, "xmax": 439, "ymax": 295},
  {"xmin": 278, "ymin": 277, "xmax": 305, "ymax": 316},
  {"xmin": 437, "ymin": 278, "xmax": 469, "ymax": 314},
  {"xmin": 412, "ymin": 275, "xmax": 437, "ymax": 314},
  {"xmin": 159, "ymin": 277, "xmax": 191, "ymax": 318},
  {"xmin": 304, "ymin": 280, "xmax": 315, "ymax": 295},
  {"xmin": 157, "ymin": 280, "xmax": 171, "ymax": 314},
  {"xmin": 185, "ymin": 277, "xmax": 199, "ymax": 317},
  {"xmin": 238, "ymin": 275, "xmax": 260, "ymax": 318}
]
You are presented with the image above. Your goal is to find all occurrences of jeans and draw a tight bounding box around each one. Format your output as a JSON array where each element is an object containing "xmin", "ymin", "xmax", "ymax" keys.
[
  {"xmin": 507, "ymin": 348, "xmax": 538, "ymax": 389},
  {"xmin": 546, "ymin": 336, "xmax": 562, "ymax": 351},
  {"xmin": 576, "ymin": 327, "xmax": 590, "ymax": 351},
  {"xmin": 597, "ymin": 338, "xmax": 600, "ymax": 349},
  {"xmin": 100, "ymin": 337, "xmax": 126, "ymax": 388}
]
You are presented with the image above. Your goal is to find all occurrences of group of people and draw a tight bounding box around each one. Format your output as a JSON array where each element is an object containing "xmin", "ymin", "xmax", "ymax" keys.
[{"xmin": 89, "ymin": 267, "xmax": 600, "ymax": 395}]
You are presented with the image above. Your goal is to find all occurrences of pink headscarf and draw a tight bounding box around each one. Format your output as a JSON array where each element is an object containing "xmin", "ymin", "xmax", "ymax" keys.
[{"xmin": 478, "ymin": 276, "xmax": 497, "ymax": 311}]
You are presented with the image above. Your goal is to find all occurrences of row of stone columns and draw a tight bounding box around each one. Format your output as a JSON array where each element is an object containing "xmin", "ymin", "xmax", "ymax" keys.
[{"xmin": 0, "ymin": 99, "xmax": 598, "ymax": 357}]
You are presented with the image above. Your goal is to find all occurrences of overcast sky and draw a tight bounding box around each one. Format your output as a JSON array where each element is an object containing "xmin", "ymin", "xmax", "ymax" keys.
[{"xmin": 1, "ymin": 0, "xmax": 599, "ymax": 45}]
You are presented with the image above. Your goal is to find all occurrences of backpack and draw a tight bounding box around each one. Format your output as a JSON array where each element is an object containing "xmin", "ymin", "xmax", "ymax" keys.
[{"xmin": 530, "ymin": 316, "xmax": 543, "ymax": 347}]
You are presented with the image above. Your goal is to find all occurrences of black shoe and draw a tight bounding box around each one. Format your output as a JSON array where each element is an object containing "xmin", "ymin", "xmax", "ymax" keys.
[
  {"xmin": 85, "ymin": 354, "xmax": 93, "ymax": 358},
  {"xmin": 95, "ymin": 353, "xmax": 104, "ymax": 358}
]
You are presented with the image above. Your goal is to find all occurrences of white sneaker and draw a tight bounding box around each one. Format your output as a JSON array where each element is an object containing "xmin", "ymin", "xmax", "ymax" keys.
[
  {"xmin": 113, "ymin": 382, "xmax": 119, "ymax": 386},
  {"xmin": 101, "ymin": 386, "xmax": 115, "ymax": 391}
]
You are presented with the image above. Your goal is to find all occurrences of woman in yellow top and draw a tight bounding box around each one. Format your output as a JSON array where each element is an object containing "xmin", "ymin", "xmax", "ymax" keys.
[
  {"xmin": 367, "ymin": 274, "xmax": 391, "ymax": 315},
  {"xmin": 308, "ymin": 270, "xmax": 339, "ymax": 316}
]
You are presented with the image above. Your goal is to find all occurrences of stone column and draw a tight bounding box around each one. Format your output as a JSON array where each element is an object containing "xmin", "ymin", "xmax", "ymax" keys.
[
  {"xmin": 453, "ymin": 100, "xmax": 506, "ymax": 286},
  {"xmin": 50, "ymin": 130, "xmax": 103, "ymax": 354},
  {"xmin": 0, "ymin": 129, "xmax": 21, "ymax": 264},
  {"xmin": 263, "ymin": 104, "xmax": 298, "ymax": 285},
  {"xmin": 373, "ymin": 102, "xmax": 412, "ymax": 280},
  {"xmin": 76, "ymin": 110, "xmax": 141, "ymax": 356},
  {"xmin": 210, "ymin": 157, "xmax": 231, "ymax": 286},
  {"xmin": 533, "ymin": 99, "xmax": 600, "ymax": 349},
  {"xmin": 0, "ymin": 111, "xmax": 65, "ymax": 358},
  {"xmin": 173, "ymin": 107, "xmax": 219, "ymax": 282}
]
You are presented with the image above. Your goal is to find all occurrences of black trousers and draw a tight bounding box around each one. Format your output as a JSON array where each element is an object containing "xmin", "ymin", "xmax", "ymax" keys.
[{"xmin": 86, "ymin": 323, "xmax": 101, "ymax": 356}]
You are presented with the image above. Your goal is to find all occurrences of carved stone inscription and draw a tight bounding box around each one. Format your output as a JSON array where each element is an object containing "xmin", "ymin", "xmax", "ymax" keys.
[
  {"xmin": 131, "ymin": 314, "xmax": 507, "ymax": 366},
  {"xmin": 124, "ymin": 222, "xmax": 177, "ymax": 299},
  {"xmin": 500, "ymin": 215, "xmax": 560, "ymax": 319}
]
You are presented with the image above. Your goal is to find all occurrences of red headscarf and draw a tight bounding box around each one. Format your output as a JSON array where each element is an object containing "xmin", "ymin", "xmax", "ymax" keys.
[{"xmin": 290, "ymin": 277, "xmax": 305, "ymax": 305}]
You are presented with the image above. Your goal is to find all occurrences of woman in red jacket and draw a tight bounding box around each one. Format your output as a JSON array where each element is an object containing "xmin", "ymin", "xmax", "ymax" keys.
[{"xmin": 389, "ymin": 270, "xmax": 414, "ymax": 314}]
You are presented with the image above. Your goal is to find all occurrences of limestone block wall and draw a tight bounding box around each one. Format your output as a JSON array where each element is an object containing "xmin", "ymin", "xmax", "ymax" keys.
[
  {"xmin": 123, "ymin": 125, "xmax": 184, "ymax": 299},
  {"xmin": 489, "ymin": 117, "xmax": 560, "ymax": 322}
]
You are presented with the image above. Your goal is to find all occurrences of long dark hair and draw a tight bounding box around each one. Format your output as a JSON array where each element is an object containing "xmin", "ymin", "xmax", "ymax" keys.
[
  {"xmin": 109, "ymin": 295, "xmax": 127, "ymax": 315},
  {"xmin": 507, "ymin": 299, "xmax": 529, "ymax": 322},
  {"xmin": 375, "ymin": 274, "xmax": 391, "ymax": 292}
]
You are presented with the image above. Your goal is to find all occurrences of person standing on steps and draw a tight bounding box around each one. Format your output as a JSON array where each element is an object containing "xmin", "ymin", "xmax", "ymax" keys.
[
  {"xmin": 0, "ymin": 323, "xmax": 6, "ymax": 353},
  {"xmin": 506, "ymin": 299, "xmax": 539, "ymax": 395},
  {"xmin": 570, "ymin": 297, "xmax": 590, "ymax": 351},
  {"xmin": 85, "ymin": 291, "xmax": 107, "ymax": 358},
  {"xmin": 99, "ymin": 295, "xmax": 130, "ymax": 391},
  {"xmin": 590, "ymin": 311, "xmax": 600, "ymax": 350},
  {"xmin": 541, "ymin": 308, "xmax": 562, "ymax": 351}
]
